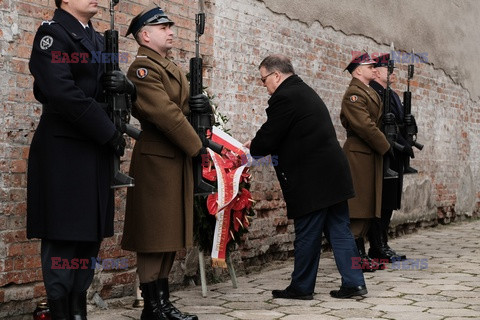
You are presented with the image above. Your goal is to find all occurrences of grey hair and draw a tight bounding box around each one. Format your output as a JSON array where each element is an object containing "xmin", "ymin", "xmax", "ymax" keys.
[{"xmin": 259, "ymin": 54, "xmax": 295, "ymax": 74}]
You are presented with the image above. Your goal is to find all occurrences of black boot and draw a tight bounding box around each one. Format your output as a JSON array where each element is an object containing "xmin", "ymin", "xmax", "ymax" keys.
[
  {"xmin": 69, "ymin": 291, "xmax": 87, "ymax": 320},
  {"xmin": 355, "ymin": 238, "xmax": 384, "ymax": 272},
  {"xmin": 381, "ymin": 229, "xmax": 406, "ymax": 262},
  {"xmin": 140, "ymin": 281, "xmax": 168, "ymax": 320},
  {"xmin": 368, "ymin": 219, "xmax": 395, "ymax": 262},
  {"xmin": 157, "ymin": 278, "xmax": 198, "ymax": 320},
  {"xmin": 47, "ymin": 296, "xmax": 69, "ymax": 320}
]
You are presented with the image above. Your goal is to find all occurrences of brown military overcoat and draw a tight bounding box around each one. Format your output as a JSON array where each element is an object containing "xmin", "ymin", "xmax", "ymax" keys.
[
  {"xmin": 121, "ymin": 46, "xmax": 202, "ymax": 252},
  {"xmin": 340, "ymin": 77, "xmax": 390, "ymax": 219}
]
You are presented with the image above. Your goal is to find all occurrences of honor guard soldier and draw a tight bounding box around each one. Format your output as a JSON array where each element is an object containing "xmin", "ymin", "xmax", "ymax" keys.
[
  {"xmin": 122, "ymin": 5, "xmax": 207, "ymax": 320},
  {"xmin": 340, "ymin": 52, "xmax": 391, "ymax": 272},
  {"xmin": 27, "ymin": 0, "xmax": 134, "ymax": 318},
  {"xmin": 367, "ymin": 54, "xmax": 411, "ymax": 262}
]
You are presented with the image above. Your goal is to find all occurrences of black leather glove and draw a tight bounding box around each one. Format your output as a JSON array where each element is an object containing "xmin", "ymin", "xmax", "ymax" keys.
[
  {"xmin": 102, "ymin": 70, "xmax": 135, "ymax": 95},
  {"xmin": 403, "ymin": 144, "xmax": 415, "ymax": 158},
  {"xmin": 189, "ymin": 94, "xmax": 212, "ymax": 113},
  {"xmin": 108, "ymin": 130, "xmax": 126, "ymax": 157}
]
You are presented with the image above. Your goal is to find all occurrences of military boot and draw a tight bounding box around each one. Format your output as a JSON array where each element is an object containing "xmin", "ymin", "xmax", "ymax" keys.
[
  {"xmin": 355, "ymin": 237, "xmax": 385, "ymax": 272},
  {"xmin": 69, "ymin": 291, "xmax": 87, "ymax": 320},
  {"xmin": 139, "ymin": 281, "xmax": 168, "ymax": 320},
  {"xmin": 47, "ymin": 296, "xmax": 69, "ymax": 320},
  {"xmin": 156, "ymin": 278, "xmax": 198, "ymax": 320},
  {"xmin": 368, "ymin": 219, "xmax": 395, "ymax": 262},
  {"xmin": 381, "ymin": 229, "xmax": 406, "ymax": 262}
]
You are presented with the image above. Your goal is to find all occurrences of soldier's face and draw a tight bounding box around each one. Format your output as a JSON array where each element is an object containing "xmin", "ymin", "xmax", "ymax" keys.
[
  {"xmin": 356, "ymin": 64, "xmax": 377, "ymax": 82},
  {"xmin": 375, "ymin": 67, "xmax": 397, "ymax": 85},
  {"xmin": 141, "ymin": 24, "xmax": 174, "ymax": 57},
  {"xmin": 63, "ymin": 0, "xmax": 98, "ymax": 23}
]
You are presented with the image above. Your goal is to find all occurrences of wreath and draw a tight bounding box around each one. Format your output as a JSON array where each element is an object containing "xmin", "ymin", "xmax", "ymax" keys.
[{"xmin": 193, "ymin": 92, "xmax": 255, "ymax": 260}]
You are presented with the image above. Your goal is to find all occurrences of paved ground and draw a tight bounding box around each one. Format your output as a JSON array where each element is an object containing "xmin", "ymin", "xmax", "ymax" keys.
[{"xmin": 91, "ymin": 219, "xmax": 480, "ymax": 320}]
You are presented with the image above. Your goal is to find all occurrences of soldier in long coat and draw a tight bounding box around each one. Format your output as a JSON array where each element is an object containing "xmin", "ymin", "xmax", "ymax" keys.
[
  {"xmin": 27, "ymin": 0, "xmax": 133, "ymax": 317},
  {"xmin": 122, "ymin": 6, "xmax": 204, "ymax": 320},
  {"xmin": 367, "ymin": 54, "xmax": 413, "ymax": 262},
  {"xmin": 340, "ymin": 53, "xmax": 390, "ymax": 271}
]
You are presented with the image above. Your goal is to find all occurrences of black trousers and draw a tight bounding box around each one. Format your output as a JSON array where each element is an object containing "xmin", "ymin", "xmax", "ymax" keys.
[{"xmin": 41, "ymin": 239, "xmax": 100, "ymax": 299}]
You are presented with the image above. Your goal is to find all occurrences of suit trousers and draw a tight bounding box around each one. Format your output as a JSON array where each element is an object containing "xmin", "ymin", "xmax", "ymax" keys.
[
  {"xmin": 41, "ymin": 239, "xmax": 100, "ymax": 299},
  {"xmin": 289, "ymin": 201, "xmax": 365, "ymax": 295}
]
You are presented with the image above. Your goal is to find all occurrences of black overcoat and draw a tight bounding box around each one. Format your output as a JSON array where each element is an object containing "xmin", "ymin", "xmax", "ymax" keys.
[
  {"xmin": 27, "ymin": 9, "xmax": 116, "ymax": 241},
  {"xmin": 370, "ymin": 80, "xmax": 407, "ymax": 210},
  {"xmin": 250, "ymin": 75, "xmax": 355, "ymax": 219}
]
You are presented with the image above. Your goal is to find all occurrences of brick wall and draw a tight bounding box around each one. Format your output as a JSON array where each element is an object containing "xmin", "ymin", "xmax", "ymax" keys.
[{"xmin": 1, "ymin": 0, "xmax": 479, "ymax": 317}]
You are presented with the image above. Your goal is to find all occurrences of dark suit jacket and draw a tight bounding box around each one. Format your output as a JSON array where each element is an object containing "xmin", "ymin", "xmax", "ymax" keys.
[
  {"xmin": 27, "ymin": 9, "xmax": 116, "ymax": 241},
  {"xmin": 250, "ymin": 75, "xmax": 355, "ymax": 219}
]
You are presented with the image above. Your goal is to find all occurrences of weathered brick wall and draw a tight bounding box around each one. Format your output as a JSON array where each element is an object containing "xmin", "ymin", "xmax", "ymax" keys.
[
  {"xmin": 208, "ymin": 0, "xmax": 480, "ymax": 261},
  {"xmin": 1, "ymin": 0, "xmax": 479, "ymax": 317}
]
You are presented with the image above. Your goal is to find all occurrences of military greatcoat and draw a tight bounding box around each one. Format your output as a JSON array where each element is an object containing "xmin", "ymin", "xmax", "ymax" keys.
[
  {"xmin": 27, "ymin": 9, "xmax": 116, "ymax": 241},
  {"xmin": 340, "ymin": 77, "xmax": 390, "ymax": 219},
  {"xmin": 121, "ymin": 46, "xmax": 202, "ymax": 253}
]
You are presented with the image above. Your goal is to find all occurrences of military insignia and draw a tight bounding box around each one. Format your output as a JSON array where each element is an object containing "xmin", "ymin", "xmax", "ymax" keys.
[
  {"xmin": 40, "ymin": 36, "xmax": 53, "ymax": 50},
  {"xmin": 136, "ymin": 68, "xmax": 148, "ymax": 79},
  {"xmin": 41, "ymin": 20, "xmax": 56, "ymax": 26},
  {"xmin": 350, "ymin": 95, "xmax": 358, "ymax": 102}
]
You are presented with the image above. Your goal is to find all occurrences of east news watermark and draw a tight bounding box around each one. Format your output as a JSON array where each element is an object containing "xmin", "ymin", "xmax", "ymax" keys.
[
  {"xmin": 51, "ymin": 51, "xmax": 129, "ymax": 64},
  {"xmin": 352, "ymin": 257, "xmax": 429, "ymax": 270},
  {"xmin": 351, "ymin": 50, "xmax": 429, "ymax": 64},
  {"xmin": 51, "ymin": 257, "xmax": 129, "ymax": 270}
]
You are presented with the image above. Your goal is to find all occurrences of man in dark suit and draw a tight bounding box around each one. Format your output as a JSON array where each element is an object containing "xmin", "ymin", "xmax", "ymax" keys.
[
  {"xmin": 244, "ymin": 54, "xmax": 367, "ymax": 299},
  {"xmin": 367, "ymin": 54, "xmax": 412, "ymax": 262},
  {"xmin": 28, "ymin": 0, "xmax": 133, "ymax": 318}
]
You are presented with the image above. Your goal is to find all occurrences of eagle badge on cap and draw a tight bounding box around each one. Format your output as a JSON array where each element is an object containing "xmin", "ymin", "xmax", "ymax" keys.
[
  {"xmin": 136, "ymin": 68, "xmax": 148, "ymax": 79},
  {"xmin": 350, "ymin": 95, "xmax": 358, "ymax": 102}
]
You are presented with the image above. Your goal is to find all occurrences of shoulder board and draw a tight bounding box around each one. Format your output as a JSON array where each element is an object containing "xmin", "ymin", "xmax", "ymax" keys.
[
  {"xmin": 41, "ymin": 20, "xmax": 56, "ymax": 26},
  {"xmin": 136, "ymin": 55, "xmax": 148, "ymax": 58}
]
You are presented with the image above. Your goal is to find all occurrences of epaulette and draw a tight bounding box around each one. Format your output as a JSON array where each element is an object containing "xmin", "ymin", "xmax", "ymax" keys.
[
  {"xmin": 41, "ymin": 20, "xmax": 56, "ymax": 26},
  {"xmin": 136, "ymin": 55, "xmax": 148, "ymax": 58}
]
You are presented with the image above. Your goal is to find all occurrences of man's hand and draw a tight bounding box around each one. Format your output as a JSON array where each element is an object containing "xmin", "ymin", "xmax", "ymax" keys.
[
  {"xmin": 189, "ymin": 94, "xmax": 212, "ymax": 113},
  {"xmin": 243, "ymin": 140, "xmax": 252, "ymax": 149},
  {"xmin": 108, "ymin": 130, "xmax": 126, "ymax": 157},
  {"xmin": 102, "ymin": 70, "xmax": 135, "ymax": 95}
]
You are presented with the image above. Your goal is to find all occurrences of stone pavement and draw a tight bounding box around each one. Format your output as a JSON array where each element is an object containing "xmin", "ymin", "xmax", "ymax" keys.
[{"xmin": 91, "ymin": 219, "xmax": 480, "ymax": 320}]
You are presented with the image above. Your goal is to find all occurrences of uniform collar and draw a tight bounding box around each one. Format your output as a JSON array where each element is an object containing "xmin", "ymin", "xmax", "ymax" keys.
[
  {"xmin": 53, "ymin": 9, "xmax": 92, "ymax": 39},
  {"xmin": 137, "ymin": 45, "xmax": 183, "ymax": 85}
]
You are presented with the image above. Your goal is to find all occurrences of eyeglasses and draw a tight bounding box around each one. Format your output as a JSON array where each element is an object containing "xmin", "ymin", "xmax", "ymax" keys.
[{"xmin": 260, "ymin": 71, "xmax": 275, "ymax": 84}]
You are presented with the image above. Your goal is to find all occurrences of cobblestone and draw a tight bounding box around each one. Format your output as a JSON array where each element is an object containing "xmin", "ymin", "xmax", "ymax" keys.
[{"xmin": 91, "ymin": 220, "xmax": 480, "ymax": 320}]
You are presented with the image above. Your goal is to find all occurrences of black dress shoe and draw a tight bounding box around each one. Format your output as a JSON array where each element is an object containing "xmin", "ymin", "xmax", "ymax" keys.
[
  {"xmin": 272, "ymin": 289, "xmax": 313, "ymax": 300},
  {"xmin": 330, "ymin": 285, "xmax": 367, "ymax": 299}
]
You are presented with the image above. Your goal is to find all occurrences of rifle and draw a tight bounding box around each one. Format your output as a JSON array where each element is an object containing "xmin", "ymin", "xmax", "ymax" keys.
[
  {"xmin": 382, "ymin": 44, "xmax": 404, "ymax": 179},
  {"xmin": 403, "ymin": 49, "xmax": 423, "ymax": 174},
  {"xmin": 105, "ymin": 0, "xmax": 141, "ymax": 188},
  {"xmin": 189, "ymin": 0, "xmax": 223, "ymax": 195}
]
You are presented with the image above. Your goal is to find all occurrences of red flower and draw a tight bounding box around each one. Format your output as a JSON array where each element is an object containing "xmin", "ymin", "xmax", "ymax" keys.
[
  {"xmin": 232, "ymin": 188, "xmax": 252, "ymax": 211},
  {"xmin": 206, "ymin": 193, "xmax": 218, "ymax": 215},
  {"xmin": 203, "ymin": 166, "xmax": 217, "ymax": 182}
]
